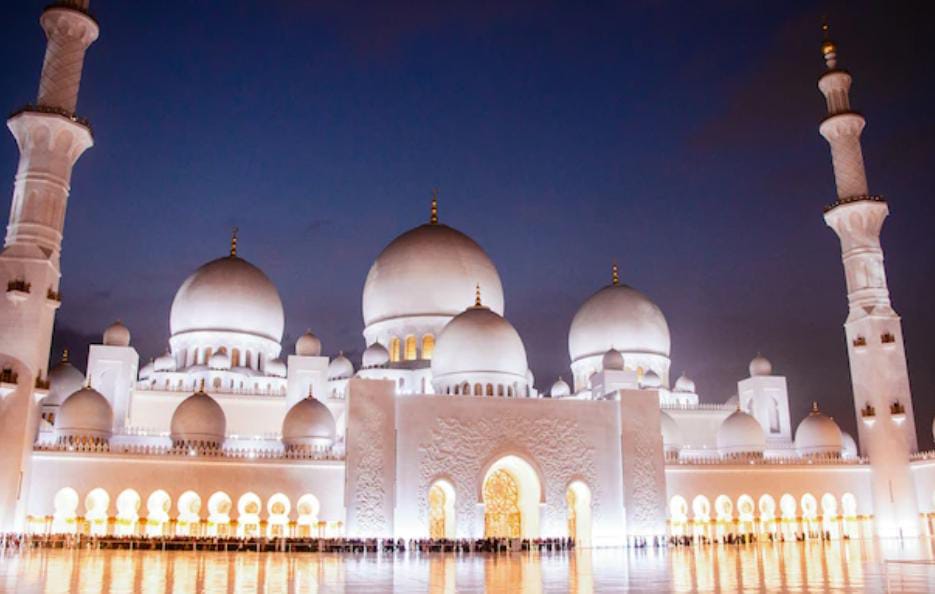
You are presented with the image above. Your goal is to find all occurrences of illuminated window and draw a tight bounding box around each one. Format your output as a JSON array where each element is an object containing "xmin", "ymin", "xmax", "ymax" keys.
[
  {"xmin": 389, "ymin": 337, "xmax": 401, "ymax": 362},
  {"xmin": 421, "ymin": 335, "xmax": 435, "ymax": 360},
  {"xmin": 405, "ymin": 336, "xmax": 417, "ymax": 361}
]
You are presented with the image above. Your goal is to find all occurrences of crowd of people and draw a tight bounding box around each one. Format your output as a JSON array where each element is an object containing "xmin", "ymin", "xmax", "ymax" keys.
[{"xmin": 668, "ymin": 530, "xmax": 851, "ymax": 547}]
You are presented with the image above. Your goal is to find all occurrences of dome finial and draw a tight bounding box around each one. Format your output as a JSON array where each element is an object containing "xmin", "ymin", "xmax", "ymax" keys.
[
  {"xmin": 61, "ymin": 348, "xmax": 69, "ymax": 362},
  {"xmin": 230, "ymin": 227, "xmax": 239, "ymax": 257},
  {"xmin": 821, "ymin": 19, "xmax": 837, "ymax": 69},
  {"xmin": 198, "ymin": 378, "xmax": 206, "ymax": 393},
  {"xmin": 611, "ymin": 262, "xmax": 620, "ymax": 286},
  {"xmin": 430, "ymin": 188, "xmax": 439, "ymax": 224},
  {"xmin": 475, "ymin": 283, "xmax": 482, "ymax": 307},
  {"xmin": 811, "ymin": 401, "xmax": 820, "ymax": 413},
  {"xmin": 307, "ymin": 384, "xmax": 314, "ymax": 399}
]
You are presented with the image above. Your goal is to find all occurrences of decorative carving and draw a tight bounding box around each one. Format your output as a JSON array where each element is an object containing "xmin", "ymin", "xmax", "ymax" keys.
[{"xmin": 348, "ymin": 402, "xmax": 390, "ymax": 535}]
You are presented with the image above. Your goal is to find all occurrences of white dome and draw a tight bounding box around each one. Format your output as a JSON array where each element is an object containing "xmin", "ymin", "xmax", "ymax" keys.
[
  {"xmin": 170, "ymin": 255, "xmax": 284, "ymax": 344},
  {"xmin": 154, "ymin": 351, "xmax": 176, "ymax": 372},
  {"xmin": 550, "ymin": 377, "xmax": 571, "ymax": 398},
  {"xmin": 724, "ymin": 394, "xmax": 739, "ymax": 408},
  {"xmin": 265, "ymin": 357, "xmax": 287, "ymax": 378},
  {"xmin": 103, "ymin": 320, "xmax": 130, "ymax": 347},
  {"xmin": 139, "ymin": 360, "xmax": 155, "ymax": 380},
  {"xmin": 362, "ymin": 223, "xmax": 504, "ymax": 328},
  {"xmin": 795, "ymin": 404, "xmax": 843, "ymax": 456},
  {"xmin": 170, "ymin": 388, "xmax": 226, "ymax": 447},
  {"xmin": 569, "ymin": 283, "xmax": 670, "ymax": 363},
  {"xmin": 328, "ymin": 353, "xmax": 354, "ymax": 380},
  {"xmin": 660, "ymin": 411, "xmax": 683, "ymax": 453},
  {"xmin": 642, "ymin": 369, "xmax": 662, "ymax": 388},
  {"xmin": 602, "ymin": 348, "xmax": 625, "ymax": 371},
  {"xmin": 749, "ymin": 354, "xmax": 772, "ymax": 377},
  {"xmin": 526, "ymin": 368, "xmax": 535, "ymax": 387},
  {"xmin": 717, "ymin": 409, "xmax": 766, "ymax": 456},
  {"xmin": 431, "ymin": 304, "xmax": 528, "ymax": 389},
  {"xmin": 44, "ymin": 352, "xmax": 84, "ymax": 407},
  {"xmin": 842, "ymin": 432, "xmax": 858, "ymax": 458},
  {"xmin": 295, "ymin": 331, "xmax": 322, "ymax": 357},
  {"xmin": 208, "ymin": 350, "xmax": 231, "ymax": 371},
  {"xmin": 362, "ymin": 343, "xmax": 390, "ymax": 369},
  {"xmin": 56, "ymin": 387, "xmax": 113, "ymax": 442},
  {"xmin": 282, "ymin": 396, "xmax": 336, "ymax": 450},
  {"xmin": 673, "ymin": 373, "xmax": 695, "ymax": 393}
]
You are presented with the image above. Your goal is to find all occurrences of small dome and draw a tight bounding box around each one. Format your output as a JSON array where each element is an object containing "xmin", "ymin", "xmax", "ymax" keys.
[
  {"xmin": 841, "ymin": 432, "xmax": 858, "ymax": 458},
  {"xmin": 44, "ymin": 351, "xmax": 85, "ymax": 407},
  {"xmin": 103, "ymin": 320, "xmax": 131, "ymax": 347},
  {"xmin": 749, "ymin": 354, "xmax": 772, "ymax": 377},
  {"xmin": 296, "ymin": 331, "xmax": 322, "ymax": 357},
  {"xmin": 362, "ymin": 343, "xmax": 390, "ymax": 369},
  {"xmin": 328, "ymin": 353, "xmax": 354, "ymax": 380},
  {"xmin": 550, "ymin": 377, "xmax": 571, "ymax": 398},
  {"xmin": 717, "ymin": 409, "xmax": 766, "ymax": 456},
  {"xmin": 154, "ymin": 351, "xmax": 176, "ymax": 372},
  {"xmin": 660, "ymin": 411, "xmax": 683, "ymax": 453},
  {"xmin": 642, "ymin": 369, "xmax": 662, "ymax": 388},
  {"xmin": 208, "ymin": 350, "xmax": 231, "ymax": 371},
  {"xmin": 56, "ymin": 387, "xmax": 113, "ymax": 442},
  {"xmin": 602, "ymin": 348, "xmax": 625, "ymax": 371},
  {"xmin": 795, "ymin": 403, "xmax": 843, "ymax": 457},
  {"xmin": 170, "ymin": 388, "xmax": 226, "ymax": 447},
  {"xmin": 673, "ymin": 373, "xmax": 695, "ymax": 393},
  {"xmin": 265, "ymin": 358, "xmax": 287, "ymax": 378},
  {"xmin": 431, "ymin": 303, "xmax": 528, "ymax": 387},
  {"xmin": 282, "ymin": 396, "xmax": 336, "ymax": 450}
]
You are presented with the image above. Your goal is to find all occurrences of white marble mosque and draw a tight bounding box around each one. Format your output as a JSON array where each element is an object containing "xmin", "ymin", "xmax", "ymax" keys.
[{"xmin": 2, "ymin": 2, "xmax": 935, "ymax": 547}]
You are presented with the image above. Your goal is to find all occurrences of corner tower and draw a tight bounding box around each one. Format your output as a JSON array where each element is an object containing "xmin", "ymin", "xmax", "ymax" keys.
[
  {"xmin": 818, "ymin": 24, "xmax": 919, "ymax": 537},
  {"xmin": 0, "ymin": 0, "xmax": 98, "ymax": 530}
]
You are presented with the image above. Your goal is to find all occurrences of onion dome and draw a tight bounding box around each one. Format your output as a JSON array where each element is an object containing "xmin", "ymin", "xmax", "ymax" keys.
[
  {"xmin": 841, "ymin": 432, "xmax": 858, "ymax": 458},
  {"xmin": 56, "ymin": 386, "xmax": 113, "ymax": 443},
  {"xmin": 749, "ymin": 354, "xmax": 772, "ymax": 377},
  {"xmin": 265, "ymin": 357, "xmax": 287, "ymax": 378},
  {"xmin": 362, "ymin": 343, "xmax": 390, "ymax": 369},
  {"xmin": 208, "ymin": 350, "xmax": 231, "ymax": 371},
  {"xmin": 550, "ymin": 377, "xmax": 571, "ymax": 398},
  {"xmin": 295, "ymin": 330, "xmax": 322, "ymax": 357},
  {"xmin": 170, "ymin": 386, "xmax": 226, "ymax": 448},
  {"xmin": 602, "ymin": 348, "xmax": 625, "ymax": 371},
  {"xmin": 44, "ymin": 350, "xmax": 85, "ymax": 406},
  {"xmin": 794, "ymin": 402, "xmax": 843, "ymax": 457},
  {"xmin": 170, "ymin": 253, "xmax": 284, "ymax": 344},
  {"xmin": 660, "ymin": 411, "xmax": 683, "ymax": 453},
  {"xmin": 154, "ymin": 351, "xmax": 176, "ymax": 372},
  {"xmin": 569, "ymin": 266, "xmax": 670, "ymax": 364},
  {"xmin": 642, "ymin": 369, "xmax": 662, "ymax": 388},
  {"xmin": 673, "ymin": 373, "xmax": 695, "ymax": 393},
  {"xmin": 328, "ymin": 353, "xmax": 354, "ymax": 380},
  {"xmin": 103, "ymin": 320, "xmax": 131, "ymax": 347},
  {"xmin": 431, "ymin": 294, "xmax": 528, "ymax": 392},
  {"xmin": 282, "ymin": 395, "xmax": 336, "ymax": 451},
  {"xmin": 362, "ymin": 218, "xmax": 505, "ymax": 329},
  {"xmin": 717, "ymin": 409, "xmax": 766, "ymax": 456}
]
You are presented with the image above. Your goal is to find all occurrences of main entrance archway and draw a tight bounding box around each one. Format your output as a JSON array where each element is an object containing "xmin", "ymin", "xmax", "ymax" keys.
[
  {"xmin": 566, "ymin": 481, "xmax": 592, "ymax": 546},
  {"xmin": 481, "ymin": 455, "xmax": 541, "ymax": 539},
  {"xmin": 428, "ymin": 480, "xmax": 456, "ymax": 539}
]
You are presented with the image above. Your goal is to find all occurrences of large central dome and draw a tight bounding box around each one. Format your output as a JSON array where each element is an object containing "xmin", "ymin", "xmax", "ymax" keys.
[
  {"xmin": 170, "ymin": 255, "xmax": 285, "ymax": 343},
  {"xmin": 363, "ymin": 223, "xmax": 504, "ymax": 327}
]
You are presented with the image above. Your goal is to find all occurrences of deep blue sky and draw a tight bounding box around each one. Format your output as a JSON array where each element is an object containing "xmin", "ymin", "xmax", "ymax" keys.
[{"xmin": 2, "ymin": 1, "xmax": 933, "ymax": 447}]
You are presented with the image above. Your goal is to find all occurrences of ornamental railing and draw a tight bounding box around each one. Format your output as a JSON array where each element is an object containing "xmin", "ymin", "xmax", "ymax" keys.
[
  {"xmin": 823, "ymin": 194, "xmax": 885, "ymax": 213},
  {"xmin": 9, "ymin": 104, "xmax": 92, "ymax": 133},
  {"xmin": 669, "ymin": 453, "xmax": 867, "ymax": 466},
  {"xmin": 33, "ymin": 441, "xmax": 344, "ymax": 461}
]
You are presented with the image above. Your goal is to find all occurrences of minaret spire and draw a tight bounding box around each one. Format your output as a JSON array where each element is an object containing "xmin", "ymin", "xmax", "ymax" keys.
[
  {"xmin": 611, "ymin": 262, "xmax": 620, "ymax": 286},
  {"xmin": 430, "ymin": 189, "xmax": 439, "ymax": 224},
  {"xmin": 474, "ymin": 283, "xmax": 482, "ymax": 307},
  {"xmin": 819, "ymin": 25, "xmax": 920, "ymax": 538},
  {"xmin": 230, "ymin": 227, "xmax": 239, "ymax": 257}
]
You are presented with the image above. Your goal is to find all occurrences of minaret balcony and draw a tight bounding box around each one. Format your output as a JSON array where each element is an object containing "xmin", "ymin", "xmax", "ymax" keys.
[
  {"xmin": 890, "ymin": 401, "xmax": 907, "ymax": 425},
  {"xmin": 860, "ymin": 403, "xmax": 876, "ymax": 427},
  {"xmin": 6, "ymin": 279, "xmax": 31, "ymax": 304},
  {"xmin": 8, "ymin": 104, "xmax": 92, "ymax": 135},
  {"xmin": 822, "ymin": 194, "xmax": 886, "ymax": 214}
]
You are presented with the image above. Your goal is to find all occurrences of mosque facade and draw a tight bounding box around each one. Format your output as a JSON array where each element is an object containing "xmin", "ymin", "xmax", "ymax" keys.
[{"xmin": 1, "ymin": 2, "xmax": 934, "ymax": 546}]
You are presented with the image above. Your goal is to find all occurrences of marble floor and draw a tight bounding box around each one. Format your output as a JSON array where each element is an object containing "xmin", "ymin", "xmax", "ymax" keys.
[{"xmin": 2, "ymin": 539, "xmax": 935, "ymax": 593}]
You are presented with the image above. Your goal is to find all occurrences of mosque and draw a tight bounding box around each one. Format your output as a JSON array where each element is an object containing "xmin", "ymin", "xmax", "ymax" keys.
[{"xmin": 1, "ymin": 2, "xmax": 934, "ymax": 547}]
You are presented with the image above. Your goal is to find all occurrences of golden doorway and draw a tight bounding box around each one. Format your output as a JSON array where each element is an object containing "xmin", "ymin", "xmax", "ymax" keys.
[
  {"xmin": 566, "ymin": 487, "xmax": 577, "ymax": 541},
  {"xmin": 429, "ymin": 483, "xmax": 447, "ymax": 538},
  {"xmin": 484, "ymin": 469, "xmax": 521, "ymax": 538}
]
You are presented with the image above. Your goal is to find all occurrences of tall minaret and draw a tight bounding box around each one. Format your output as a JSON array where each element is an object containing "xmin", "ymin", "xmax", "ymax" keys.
[
  {"xmin": 0, "ymin": 1, "xmax": 98, "ymax": 530},
  {"xmin": 818, "ymin": 24, "xmax": 920, "ymax": 538}
]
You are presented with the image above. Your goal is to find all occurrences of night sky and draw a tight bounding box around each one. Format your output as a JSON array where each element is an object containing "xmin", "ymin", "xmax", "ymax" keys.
[{"xmin": 2, "ymin": 1, "xmax": 933, "ymax": 448}]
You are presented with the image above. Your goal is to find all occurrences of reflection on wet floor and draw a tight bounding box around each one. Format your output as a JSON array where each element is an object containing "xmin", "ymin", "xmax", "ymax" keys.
[{"xmin": 2, "ymin": 539, "xmax": 935, "ymax": 592}]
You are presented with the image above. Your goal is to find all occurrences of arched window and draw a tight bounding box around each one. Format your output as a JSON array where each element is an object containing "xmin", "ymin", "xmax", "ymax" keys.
[
  {"xmin": 421, "ymin": 335, "xmax": 435, "ymax": 360},
  {"xmin": 486, "ymin": 384, "xmax": 494, "ymax": 396},
  {"xmin": 404, "ymin": 336, "xmax": 417, "ymax": 361},
  {"xmin": 769, "ymin": 397, "xmax": 781, "ymax": 433},
  {"xmin": 213, "ymin": 377, "xmax": 221, "ymax": 388},
  {"xmin": 474, "ymin": 383, "xmax": 483, "ymax": 396},
  {"xmin": 461, "ymin": 382, "xmax": 470, "ymax": 395},
  {"xmin": 389, "ymin": 337, "xmax": 401, "ymax": 363},
  {"xmin": 231, "ymin": 348, "xmax": 240, "ymax": 368},
  {"xmin": 507, "ymin": 386, "xmax": 514, "ymax": 397}
]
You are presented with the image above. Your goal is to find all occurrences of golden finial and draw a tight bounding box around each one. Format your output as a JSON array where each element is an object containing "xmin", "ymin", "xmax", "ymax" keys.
[
  {"xmin": 199, "ymin": 378, "xmax": 206, "ymax": 393},
  {"xmin": 430, "ymin": 188, "xmax": 439, "ymax": 224},
  {"xmin": 307, "ymin": 384, "xmax": 314, "ymax": 399},
  {"xmin": 230, "ymin": 227, "xmax": 239, "ymax": 257},
  {"xmin": 475, "ymin": 283, "xmax": 482, "ymax": 307},
  {"xmin": 61, "ymin": 348, "xmax": 69, "ymax": 362},
  {"xmin": 611, "ymin": 262, "xmax": 620, "ymax": 286},
  {"xmin": 821, "ymin": 20, "xmax": 837, "ymax": 68},
  {"xmin": 811, "ymin": 401, "xmax": 820, "ymax": 413}
]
